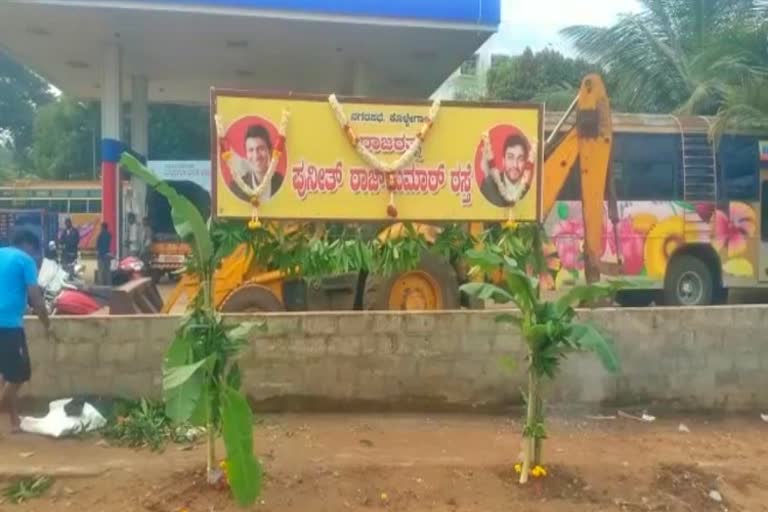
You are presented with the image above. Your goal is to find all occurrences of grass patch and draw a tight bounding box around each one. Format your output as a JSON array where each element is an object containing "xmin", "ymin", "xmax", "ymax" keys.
[
  {"xmin": 3, "ymin": 476, "xmax": 53, "ymax": 504},
  {"xmin": 100, "ymin": 398, "xmax": 203, "ymax": 452}
]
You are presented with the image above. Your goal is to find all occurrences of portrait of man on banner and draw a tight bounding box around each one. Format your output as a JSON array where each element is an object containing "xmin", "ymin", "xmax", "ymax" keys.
[
  {"xmin": 475, "ymin": 125, "xmax": 536, "ymax": 208},
  {"xmin": 219, "ymin": 116, "xmax": 286, "ymax": 203}
]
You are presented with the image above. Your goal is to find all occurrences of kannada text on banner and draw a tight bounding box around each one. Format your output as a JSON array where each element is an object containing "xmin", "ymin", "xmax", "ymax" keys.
[{"xmin": 213, "ymin": 93, "xmax": 543, "ymax": 222}]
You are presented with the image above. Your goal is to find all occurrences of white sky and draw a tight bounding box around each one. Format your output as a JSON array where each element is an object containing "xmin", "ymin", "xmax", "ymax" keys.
[{"xmin": 485, "ymin": 0, "xmax": 641, "ymax": 55}]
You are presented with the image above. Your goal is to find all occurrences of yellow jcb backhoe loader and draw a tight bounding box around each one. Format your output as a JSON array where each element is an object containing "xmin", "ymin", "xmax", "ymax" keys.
[{"xmin": 162, "ymin": 74, "xmax": 614, "ymax": 313}]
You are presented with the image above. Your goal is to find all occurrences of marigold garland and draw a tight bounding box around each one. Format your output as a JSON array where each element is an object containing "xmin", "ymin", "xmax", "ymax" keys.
[{"xmin": 329, "ymin": 94, "xmax": 440, "ymax": 218}]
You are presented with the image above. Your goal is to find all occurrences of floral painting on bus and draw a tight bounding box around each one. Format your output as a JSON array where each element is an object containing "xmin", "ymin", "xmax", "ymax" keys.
[{"xmin": 541, "ymin": 200, "xmax": 758, "ymax": 290}]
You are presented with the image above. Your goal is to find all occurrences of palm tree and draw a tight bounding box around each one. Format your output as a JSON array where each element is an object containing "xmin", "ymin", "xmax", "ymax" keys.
[
  {"xmin": 711, "ymin": 74, "xmax": 768, "ymax": 136},
  {"xmin": 561, "ymin": 0, "xmax": 762, "ymax": 114}
]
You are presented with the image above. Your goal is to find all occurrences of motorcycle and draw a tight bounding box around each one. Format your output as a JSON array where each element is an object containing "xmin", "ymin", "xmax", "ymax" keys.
[
  {"xmin": 39, "ymin": 246, "xmax": 147, "ymax": 315},
  {"xmin": 111, "ymin": 255, "xmax": 147, "ymax": 286}
]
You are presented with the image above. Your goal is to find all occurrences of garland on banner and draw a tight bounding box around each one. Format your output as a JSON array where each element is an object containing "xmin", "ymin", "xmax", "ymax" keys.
[
  {"xmin": 216, "ymin": 111, "xmax": 290, "ymax": 229},
  {"xmin": 329, "ymin": 94, "xmax": 440, "ymax": 218}
]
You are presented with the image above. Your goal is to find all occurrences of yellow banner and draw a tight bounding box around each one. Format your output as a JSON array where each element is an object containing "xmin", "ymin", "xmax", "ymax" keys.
[{"xmin": 213, "ymin": 92, "xmax": 542, "ymax": 222}]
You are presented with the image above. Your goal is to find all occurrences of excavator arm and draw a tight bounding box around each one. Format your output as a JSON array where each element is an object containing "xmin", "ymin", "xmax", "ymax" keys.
[{"xmin": 542, "ymin": 74, "xmax": 614, "ymax": 284}]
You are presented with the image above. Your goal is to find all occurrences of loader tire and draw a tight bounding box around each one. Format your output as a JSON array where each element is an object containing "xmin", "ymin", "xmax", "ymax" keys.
[
  {"xmin": 363, "ymin": 252, "xmax": 460, "ymax": 311},
  {"xmin": 219, "ymin": 284, "xmax": 285, "ymax": 313}
]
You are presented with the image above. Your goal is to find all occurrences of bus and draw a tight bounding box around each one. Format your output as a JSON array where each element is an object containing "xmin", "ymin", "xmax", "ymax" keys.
[
  {"xmin": 0, "ymin": 180, "xmax": 102, "ymax": 252},
  {"xmin": 0, "ymin": 180, "xmax": 102, "ymax": 214},
  {"xmin": 544, "ymin": 112, "xmax": 764, "ymax": 307}
]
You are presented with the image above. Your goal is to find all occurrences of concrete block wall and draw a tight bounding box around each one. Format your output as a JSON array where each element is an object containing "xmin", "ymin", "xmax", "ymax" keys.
[{"xmin": 22, "ymin": 306, "xmax": 768, "ymax": 411}]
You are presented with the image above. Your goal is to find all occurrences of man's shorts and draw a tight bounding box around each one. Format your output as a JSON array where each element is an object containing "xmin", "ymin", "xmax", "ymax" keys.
[{"xmin": 0, "ymin": 328, "xmax": 31, "ymax": 384}]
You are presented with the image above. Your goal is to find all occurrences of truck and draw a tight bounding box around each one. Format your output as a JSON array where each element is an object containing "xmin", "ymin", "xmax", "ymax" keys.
[{"xmin": 145, "ymin": 168, "xmax": 210, "ymax": 283}]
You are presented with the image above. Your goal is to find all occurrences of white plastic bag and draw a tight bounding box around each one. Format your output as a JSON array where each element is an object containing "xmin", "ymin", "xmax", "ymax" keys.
[{"xmin": 20, "ymin": 399, "xmax": 107, "ymax": 438}]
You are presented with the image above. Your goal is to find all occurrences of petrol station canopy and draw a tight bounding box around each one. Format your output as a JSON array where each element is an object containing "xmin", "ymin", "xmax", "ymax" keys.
[
  {"xmin": 0, "ymin": 0, "xmax": 501, "ymax": 102},
  {"xmin": 0, "ymin": 0, "xmax": 500, "ymax": 255}
]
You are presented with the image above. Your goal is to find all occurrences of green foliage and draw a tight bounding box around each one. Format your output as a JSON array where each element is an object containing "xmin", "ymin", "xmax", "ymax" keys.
[
  {"xmin": 3, "ymin": 476, "xmax": 53, "ymax": 504},
  {"xmin": 487, "ymin": 47, "xmax": 598, "ymax": 108},
  {"xmin": 149, "ymin": 104, "xmax": 211, "ymax": 160},
  {"xmin": 562, "ymin": 0, "xmax": 768, "ymax": 118},
  {"xmin": 0, "ymin": 52, "xmax": 54, "ymax": 168},
  {"xmin": 461, "ymin": 223, "xmax": 623, "ymax": 482},
  {"xmin": 430, "ymin": 223, "xmax": 476, "ymax": 265},
  {"xmin": 462, "ymin": 224, "xmax": 622, "ymax": 380},
  {"xmin": 522, "ymin": 421, "xmax": 547, "ymax": 441},
  {"xmin": 122, "ymin": 154, "xmax": 263, "ymax": 505},
  {"xmin": 100, "ymin": 398, "xmax": 199, "ymax": 452},
  {"xmin": 221, "ymin": 386, "xmax": 263, "ymax": 506},
  {"xmin": 208, "ymin": 219, "xmax": 474, "ymax": 282},
  {"xmin": 451, "ymin": 78, "xmax": 486, "ymax": 101},
  {"xmin": 30, "ymin": 98, "xmax": 99, "ymax": 180}
]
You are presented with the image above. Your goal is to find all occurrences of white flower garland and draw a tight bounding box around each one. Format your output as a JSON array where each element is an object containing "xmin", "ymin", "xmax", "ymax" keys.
[
  {"xmin": 329, "ymin": 94, "xmax": 440, "ymax": 218},
  {"xmin": 215, "ymin": 111, "xmax": 290, "ymax": 229}
]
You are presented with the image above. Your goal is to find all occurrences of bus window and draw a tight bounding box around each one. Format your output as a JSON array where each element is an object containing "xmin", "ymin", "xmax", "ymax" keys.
[
  {"xmin": 87, "ymin": 199, "xmax": 102, "ymax": 213},
  {"xmin": 612, "ymin": 133, "xmax": 681, "ymax": 201},
  {"xmin": 719, "ymin": 135, "xmax": 759, "ymax": 201},
  {"xmin": 69, "ymin": 200, "xmax": 88, "ymax": 213},
  {"xmin": 50, "ymin": 200, "xmax": 69, "ymax": 213}
]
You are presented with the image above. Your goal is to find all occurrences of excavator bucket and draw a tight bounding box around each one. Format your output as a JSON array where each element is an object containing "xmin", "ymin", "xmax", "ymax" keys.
[{"xmin": 109, "ymin": 277, "xmax": 165, "ymax": 315}]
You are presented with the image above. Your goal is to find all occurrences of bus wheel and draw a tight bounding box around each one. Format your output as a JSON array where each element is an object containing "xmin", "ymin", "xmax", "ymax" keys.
[
  {"xmin": 663, "ymin": 255, "xmax": 714, "ymax": 306},
  {"xmin": 363, "ymin": 253, "xmax": 459, "ymax": 311},
  {"xmin": 615, "ymin": 290, "xmax": 656, "ymax": 307},
  {"xmin": 220, "ymin": 284, "xmax": 285, "ymax": 313}
]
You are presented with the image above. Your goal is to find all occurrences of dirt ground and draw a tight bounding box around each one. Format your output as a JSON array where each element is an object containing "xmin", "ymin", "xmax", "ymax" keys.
[{"xmin": 0, "ymin": 413, "xmax": 766, "ymax": 512}]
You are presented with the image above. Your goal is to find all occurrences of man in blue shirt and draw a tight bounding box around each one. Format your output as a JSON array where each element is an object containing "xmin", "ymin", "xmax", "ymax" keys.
[{"xmin": 0, "ymin": 230, "xmax": 51, "ymax": 433}]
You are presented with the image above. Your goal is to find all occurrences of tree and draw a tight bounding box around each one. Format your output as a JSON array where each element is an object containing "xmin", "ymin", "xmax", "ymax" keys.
[
  {"xmin": 487, "ymin": 47, "xmax": 597, "ymax": 109},
  {"xmin": 561, "ymin": 0, "xmax": 763, "ymax": 114},
  {"xmin": 149, "ymin": 104, "xmax": 210, "ymax": 160},
  {"xmin": 30, "ymin": 98, "xmax": 99, "ymax": 180},
  {"xmin": 0, "ymin": 53, "xmax": 53, "ymax": 167},
  {"xmin": 29, "ymin": 101, "xmax": 208, "ymax": 180},
  {"xmin": 121, "ymin": 153, "xmax": 263, "ymax": 506},
  {"xmin": 451, "ymin": 79, "xmax": 486, "ymax": 101},
  {"xmin": 461, "ymin": 224, "xmax": 622, "ymax": 484},
  {"xmin": 712, "ymin": 74, "xmax": 768, "ymax": 137},
  {"xmin": 0, "ymin": 146, "xmax": 19, "ymax": 182}
]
